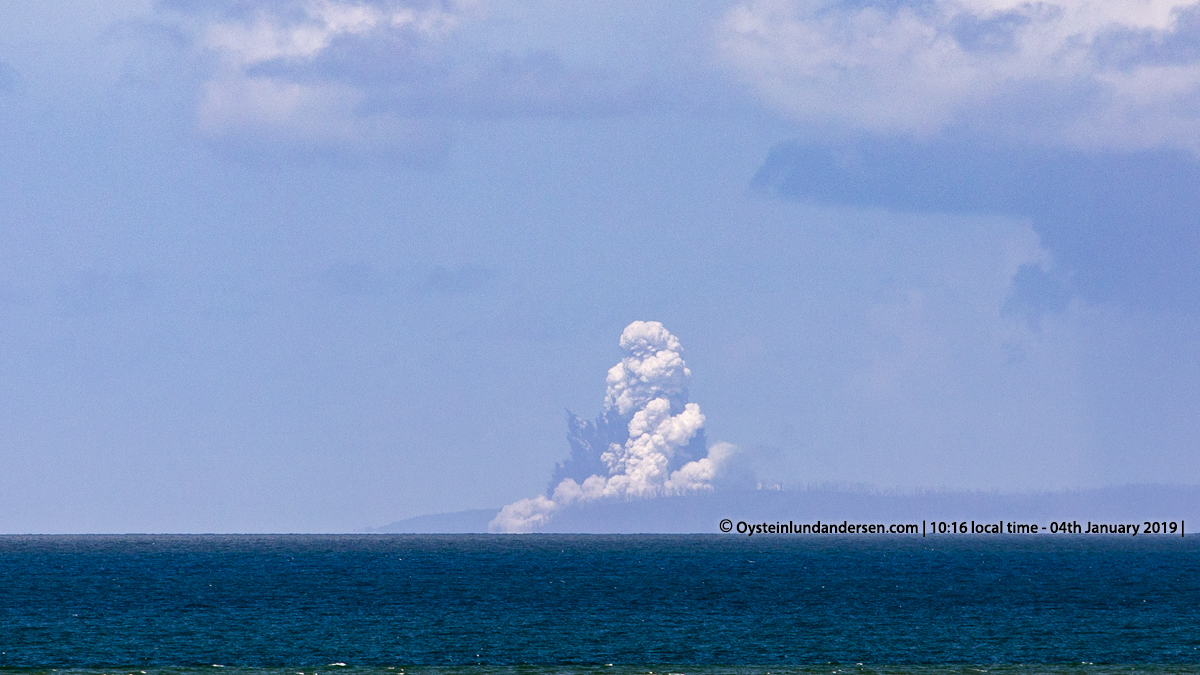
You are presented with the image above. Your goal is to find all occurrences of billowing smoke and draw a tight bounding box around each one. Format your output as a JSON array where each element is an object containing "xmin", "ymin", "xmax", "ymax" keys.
[{"xmin": 490, "ymin": 321, "xmax": 739, "ymax": 532}]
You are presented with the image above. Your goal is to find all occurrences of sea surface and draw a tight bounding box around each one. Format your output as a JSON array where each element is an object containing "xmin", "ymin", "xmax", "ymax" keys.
[{"xmin": 0, "ymin": 535, "xmax": 1197, "ymax": 672}]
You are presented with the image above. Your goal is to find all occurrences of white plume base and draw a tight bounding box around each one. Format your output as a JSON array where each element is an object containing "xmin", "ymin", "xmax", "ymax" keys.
[
  {"xmin": 489, "ymin": 442, "xmax": 740, "ymax": 533},
  {"xmin": 491, "ymin": 320, "xmax": 741, "ymax": 534}
]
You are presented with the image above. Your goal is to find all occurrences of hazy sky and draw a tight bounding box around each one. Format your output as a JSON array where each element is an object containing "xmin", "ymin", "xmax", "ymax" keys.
[{"xmin": 2, "ymin": 0, "xmax": 1199, "ymax": 533}]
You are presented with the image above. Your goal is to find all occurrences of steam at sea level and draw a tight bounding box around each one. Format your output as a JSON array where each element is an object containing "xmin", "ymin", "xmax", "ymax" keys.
[{"xmin": 490, "ymin": 321, "xmax": 739, "ymax": 532}]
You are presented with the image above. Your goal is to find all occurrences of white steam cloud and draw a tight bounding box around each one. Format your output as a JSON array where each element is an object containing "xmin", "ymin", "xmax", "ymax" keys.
[{"xmin": 489, "ymin": 321, "xmax": 740, "ymax": 533}]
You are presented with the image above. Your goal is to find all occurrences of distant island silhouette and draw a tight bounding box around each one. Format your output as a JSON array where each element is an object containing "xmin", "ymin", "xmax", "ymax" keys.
[{"xmin": 369, "ymin": 483, "xmax": 1198, "ymax": 534}]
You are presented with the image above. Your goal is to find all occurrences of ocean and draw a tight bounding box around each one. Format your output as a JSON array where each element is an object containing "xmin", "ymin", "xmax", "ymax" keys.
[{"xmin": 0, "ymin": 535, "xmax": 1197, "ymax": 672}]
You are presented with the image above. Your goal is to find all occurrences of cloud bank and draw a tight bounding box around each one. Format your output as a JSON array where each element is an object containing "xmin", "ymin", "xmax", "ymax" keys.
[
  {"xmin": 489, "ymin": 321, "xmax": 739, "ymax": 533},
  {"xmin": 172, "ymin": 0, "xmax": 474, "ymax": 153},
  {"xmin": 152, "ymin": 0, "xmax": 650, "ymax": 156},
  {"xmin": 720, "ymin": 0, "xmax": 1200, "ymax": 150},
  {"xmin": 755, "ymin": 136, "xmax": 1200, "ymax": 308}
]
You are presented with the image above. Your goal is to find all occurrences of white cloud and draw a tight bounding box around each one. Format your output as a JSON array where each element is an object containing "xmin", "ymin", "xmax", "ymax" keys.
[
  {"xmin": 604, "ymin": 320, "xmax": 690, "ymax": 415},
  {"xmin": 186, "ymin": 0, "xmax": 475, "ymax": 149},
  {"xmin": 489, "ymin": 321, "xmax": 740, "ymax": 533},
  {"xmin": 173, "ymin": 0, "xmax": 656, "ymax": 150},
  {"xmin": 195, "ymin": 74, "xmax": 435, "ymax": 151},
  {"xmin": 197, "ymin": 76, "xmax": 358, "ymax": 136},
  {"xmin": 201, "ymin": 0, "xmax": 464, "ymax": 68},
  {"xmin": 719, "ymin": 0, "xmax": 1200, "ymax": 150},
  {"xmin": 600, "ymin": 397, "xmax": 705, "ymax": 489},
  {"xmin": 664, "ymin": 441, "xmax": 740, "ymax": 493}
]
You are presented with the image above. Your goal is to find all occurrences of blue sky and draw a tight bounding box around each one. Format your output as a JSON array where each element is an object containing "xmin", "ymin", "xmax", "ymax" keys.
[{"xmin": 2, "ymin": 0, "xmax": 1198, "ymax": 532}]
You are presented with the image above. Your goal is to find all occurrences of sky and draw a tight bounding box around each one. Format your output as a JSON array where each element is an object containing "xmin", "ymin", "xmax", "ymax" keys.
[{"xmin": 1, "ymin": 0, "xmax": 1198, "ymax": 533}]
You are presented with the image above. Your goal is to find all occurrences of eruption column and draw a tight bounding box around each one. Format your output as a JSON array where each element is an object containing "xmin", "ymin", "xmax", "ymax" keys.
[{"xmin": 489, "ymin": 321, "xmax": 738, "ymax": 532}]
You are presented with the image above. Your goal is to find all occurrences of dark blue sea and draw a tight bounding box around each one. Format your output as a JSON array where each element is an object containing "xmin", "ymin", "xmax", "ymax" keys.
[{"xmin": 1, "ymin": 535, "xmax": 1197, "ymax": 674}]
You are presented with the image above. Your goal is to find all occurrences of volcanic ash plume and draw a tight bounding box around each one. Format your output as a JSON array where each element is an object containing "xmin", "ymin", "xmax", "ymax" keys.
[{"xmin": 489, "ymin": 321, "xmax": 739, "ymax": 532}]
